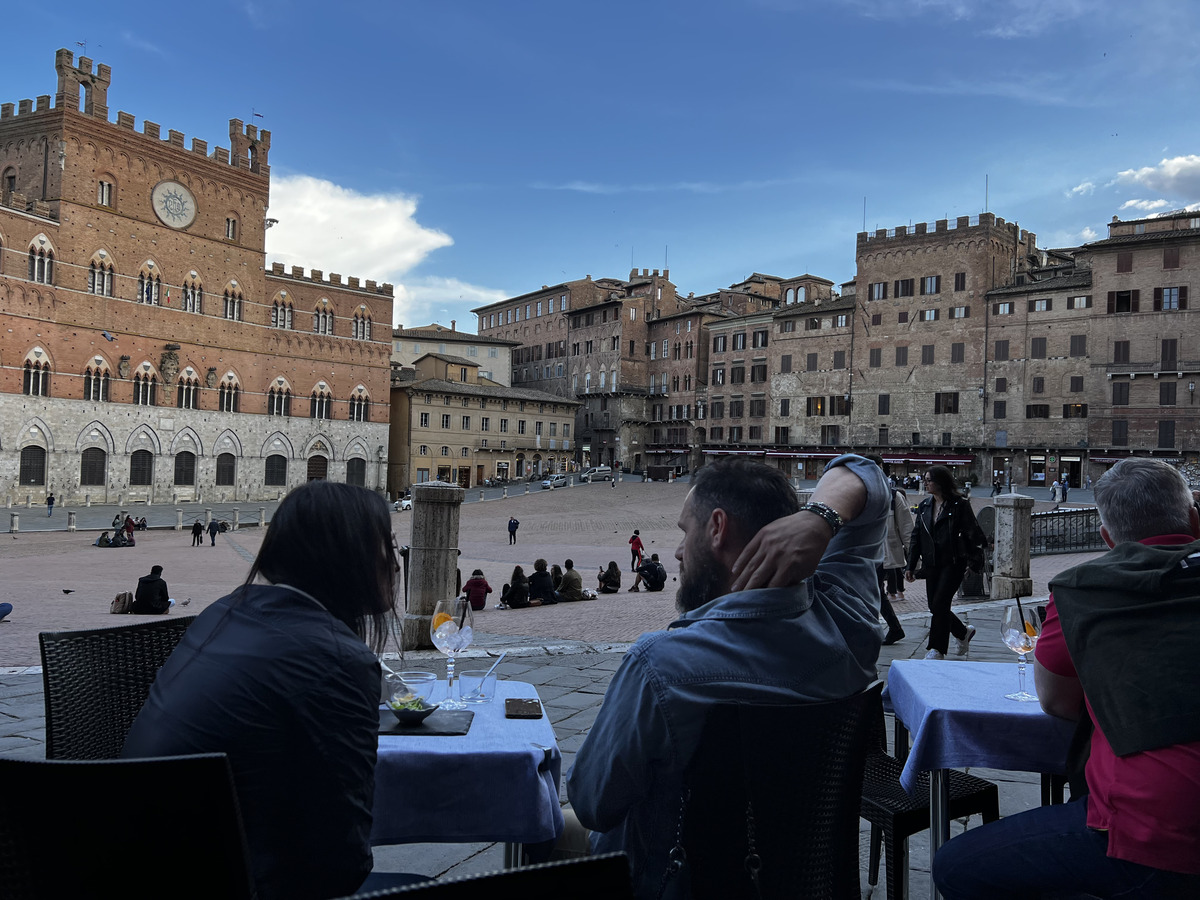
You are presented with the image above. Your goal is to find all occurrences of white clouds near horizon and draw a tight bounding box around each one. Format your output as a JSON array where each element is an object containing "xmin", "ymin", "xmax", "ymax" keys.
[{"xmin": 1114, "ymin": 155, "xmax": 1200, "ymax": 200}]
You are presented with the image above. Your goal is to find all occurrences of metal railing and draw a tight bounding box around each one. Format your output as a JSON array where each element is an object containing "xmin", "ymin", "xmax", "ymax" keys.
[{"xmin": 1030, "ymin": 507, "xmax": 1106, "ymax": 555}]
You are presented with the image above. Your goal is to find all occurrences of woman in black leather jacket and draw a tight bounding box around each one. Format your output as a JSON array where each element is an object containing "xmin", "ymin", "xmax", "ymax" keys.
[{"xmin": 905, "ymin": 466, "xmax": 986, "ymax": 659}]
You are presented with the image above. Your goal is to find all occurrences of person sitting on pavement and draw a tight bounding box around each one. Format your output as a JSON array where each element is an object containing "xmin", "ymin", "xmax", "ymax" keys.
[
  {"xmin": 130, "ymin": 564, "xmax": 173, "ymax": 614},
  {"xmin": 597, "ymin": 561, "xmax": 622, "ymax": 594},
  {"xmin": 498, "ymin": 566, "xmax": 530, "ymax": 609},
  {"xmin": 565, "ymin": 454, "xmax": 888, "ymax": 898},
  {"xmin": 628, "ymin": 553, "xmax": 667, "ymax": 592},
  {"xmin": 93, "ymin": 531, "xmax": 111, "ymax": 548},
  {"xmin": 463, "ymin": 569, "xmax": 492, "ymax": 611},
  {"xmin": 550, "ymin": 563, "xmax": 564, "ymax": 591},
  {"xmin": 557, "ymin": 559, "xmax": 584, "ymax": 602},
  {"xmin": 528, "ymin": 558, "xmax": 559, "ymax": 606},
  {"xmin": 933, "ymin": 457, "xmax": 1200, "ymax": 900},
  {"xmin": 123, "ymin": 482, "xmax": 412, "ymax": 900}
]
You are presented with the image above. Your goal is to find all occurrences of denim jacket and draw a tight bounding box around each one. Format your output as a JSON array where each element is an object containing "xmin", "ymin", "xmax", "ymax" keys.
[{"xmin": 566, "ymin": 454, "xmax": 888, "ymax": 899}]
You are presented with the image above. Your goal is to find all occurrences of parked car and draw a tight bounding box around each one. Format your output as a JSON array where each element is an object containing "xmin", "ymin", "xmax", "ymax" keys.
[
  {"xmin": 394, "ymin": 497, "xmax": 412, "ymax": 511},
  {"xmin": 541, "ymin": 474, "xmax": 567, "ymax": 489},
  {"xmin": 579, "ymin": 465, "xmax": 613, "ymax": 482}
]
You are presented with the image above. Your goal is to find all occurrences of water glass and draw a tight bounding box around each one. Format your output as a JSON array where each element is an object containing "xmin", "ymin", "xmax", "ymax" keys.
[{"xmin": 459, "ymin": 669, "xmax": 498, "ymax": 704}]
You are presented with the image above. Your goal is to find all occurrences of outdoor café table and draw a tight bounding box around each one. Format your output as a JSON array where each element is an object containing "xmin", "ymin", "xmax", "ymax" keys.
[
  {"xmin": 885, "ymin": 659, "xmax": 1076, "ymax": 899},
  {"xmin": 371, "ymin": 679, "xmax": 564, "ymax": 866}
]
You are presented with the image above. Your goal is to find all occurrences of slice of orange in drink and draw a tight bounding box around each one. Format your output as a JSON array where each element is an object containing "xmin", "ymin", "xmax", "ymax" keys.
[
  {"xmin": 1024, "ymin": 621, "xmax": 1038, "ymax": 637},
  {"xmin": 432, "ymin": 612, "xmax": 454, "ymax": 630}
]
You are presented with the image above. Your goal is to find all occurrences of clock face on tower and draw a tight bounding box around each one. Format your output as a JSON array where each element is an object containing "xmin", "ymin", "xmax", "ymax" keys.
[{"xmin": 150, "ymin": 180, "xmax": 197, "ymax": 229}]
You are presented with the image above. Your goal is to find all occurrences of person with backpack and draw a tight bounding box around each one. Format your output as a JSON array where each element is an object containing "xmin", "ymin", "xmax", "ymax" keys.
[
  {"xmin": 131, "ymin": 565, "xmax": 172, "ymax": 614},
  {"xmin": 628, "ymin": 553, "xmax": 667, "ymax": 592}
]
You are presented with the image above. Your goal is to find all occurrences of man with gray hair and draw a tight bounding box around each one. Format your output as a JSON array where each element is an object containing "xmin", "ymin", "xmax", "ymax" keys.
[{"xmin": 934, "ymin": 458, "xmax": 1200, "ymax": 898}]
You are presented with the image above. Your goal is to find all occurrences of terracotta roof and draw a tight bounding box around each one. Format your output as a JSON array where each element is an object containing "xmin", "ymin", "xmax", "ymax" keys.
[{"xmin": 408, "ymin": 378, "xmax": 581, "ymax": 406}]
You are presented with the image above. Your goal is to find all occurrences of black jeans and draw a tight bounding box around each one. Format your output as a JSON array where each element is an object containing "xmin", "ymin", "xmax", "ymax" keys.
[{"xmin": 925, "ymin": 561, "xmax": 968, "ymax": 654}]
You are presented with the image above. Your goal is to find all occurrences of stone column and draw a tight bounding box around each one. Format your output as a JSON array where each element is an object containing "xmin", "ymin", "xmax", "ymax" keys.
[
  {"xmin": 175, "ymin": 509, "xmax": 184, "ymax": 531},
  {"xmin": 9, "ymin": 513, "xmax": 18, "ymax": 533},
  {"xmin": 401, "ymin": 481, "xmax": 465, "ymax": 651},
  {"xmin": 67, "ymin": 511, "xmax": 77, "ymax": 532},
  {"xmin": 204, "ymin": 508, "xmax": 212, "ymax": 527},
  {"xmin": 992, "ymin": 494, "xmax": 1034, "ymax": 599},
  {"xmin": 232, "ymin": 509, "xmax": 240, "ymax": 531},
  {"xmin": 259, "ymin": 507, "xmax": 266, "ymax": 528}
]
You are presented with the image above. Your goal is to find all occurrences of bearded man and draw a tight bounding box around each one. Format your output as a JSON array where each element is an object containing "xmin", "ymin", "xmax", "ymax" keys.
[{"xmin": 565, "ymin": 454, "xmax": 888, "ymax": 899}]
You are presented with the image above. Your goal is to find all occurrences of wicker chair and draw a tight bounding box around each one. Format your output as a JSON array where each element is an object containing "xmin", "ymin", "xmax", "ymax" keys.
[
  {"xmin": 338, "ymin": 853, "xmax": 633, "ymax": 899},
  {"xmin": 0, "ymin": 753, "xmax": 255, "ymax": 900},
  {"xmin": 39, "ymin": 615, "xmax": 195, "ymax": 759},
  {"xmin": 656, "ymin": 683, "xmax": 882, "ymax": 900},
  {"xmin": 860, "ymin": 692, "xmax": 1000, "ymax": 900}
]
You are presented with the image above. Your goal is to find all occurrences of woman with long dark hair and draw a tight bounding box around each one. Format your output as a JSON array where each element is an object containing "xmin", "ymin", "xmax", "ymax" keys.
[
  {"xmin": 905, "ymin": 466, "xmax": 986, "ymax": 660},
  {"xmin": 499, "ymin": 565, "xmax": 530, "ymax": 609},
  {"xmin": 598, "ymin": 560, "xmax": 622, "ymax": 593},
  {"xmin": 123, "ymin": 482, "xmax": 400, "ymax": 899}
]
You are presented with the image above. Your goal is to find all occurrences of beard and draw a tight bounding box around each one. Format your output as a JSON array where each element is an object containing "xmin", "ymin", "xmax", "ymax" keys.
[{"xmin": 675, "ymin": 552, "xmax": 728, "ymax": 614}]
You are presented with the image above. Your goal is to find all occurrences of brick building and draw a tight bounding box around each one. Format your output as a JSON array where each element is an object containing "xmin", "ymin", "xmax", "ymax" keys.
[
  {"xmin": 391, "ymin": 323, "xmax": 517, "ymax": 386},
  {"xmin": 1, "ymin": 49, "xmax": 393, "ymax": 503}
]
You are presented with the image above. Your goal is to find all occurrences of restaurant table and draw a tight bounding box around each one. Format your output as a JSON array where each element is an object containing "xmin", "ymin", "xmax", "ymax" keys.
[
  {"xmin": 371, "ymin": 679, "xmax": 564, "ymax": 865},
  {"xmin": 885, "ymin": 659, "xmax": 1076, "ymax": 899}
]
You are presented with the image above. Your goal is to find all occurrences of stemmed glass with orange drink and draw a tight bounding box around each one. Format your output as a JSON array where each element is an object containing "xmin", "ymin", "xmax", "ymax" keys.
[
  {"xmin": 1001, "ymin": 603, "xmax": 1040, "ymax": 701},
  {"xmin": 429, "ymin": 597, "xmax": 474, "ymax": 710}
]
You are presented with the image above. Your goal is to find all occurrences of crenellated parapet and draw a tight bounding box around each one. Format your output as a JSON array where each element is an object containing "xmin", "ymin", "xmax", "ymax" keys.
[{"xmin": 267, "ymin": 261, "xmax": 394, "ymax": 297}]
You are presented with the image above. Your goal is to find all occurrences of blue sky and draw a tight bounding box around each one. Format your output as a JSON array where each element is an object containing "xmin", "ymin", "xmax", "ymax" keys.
[{"xmin": 4, "ymin": 1, "xmax": 1199, "ymax": 330}]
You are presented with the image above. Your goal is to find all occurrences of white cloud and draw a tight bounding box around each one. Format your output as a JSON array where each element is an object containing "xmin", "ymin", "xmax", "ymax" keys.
[
  {"xmin": 393, "ymin": 277, "xmax": 509, "ymax": 330},
  {"xmin": 1067, "ymin": 181, "xmax": 1094, "ymax": 197},
  {"xmin": 1119, "ymin": 198, "xmax": 1170, "ymax": 212},
  {"xmin": 533, "ymin": 176, "xmax": 806, "ymax": 195},
  {"xmin": 265, "ymin": 174, "xmax": 454, "ymax": 324},
  {"xmin": 1113, "ymin": 155, "xmax": 1200, "ymax": 196},
  {"xmin": 1080, "ymin": 226, "xmax": 1098, "ymax": 241},
  {"xmin": 833, "ymin": 0, "xmax": 1087, "ymax": 38}
]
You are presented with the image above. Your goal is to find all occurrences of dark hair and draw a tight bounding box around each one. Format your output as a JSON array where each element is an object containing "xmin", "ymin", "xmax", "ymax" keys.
[
  {"xmin": 150, "ymin": 565, "xmax": 163, "ymax": 575},
  {"xmin": 605, "ymin": 561, "xmax": 621, "ymax": 577},
  {"xmin": 244, "ymin": 481, "xmax": 397, "ymax": 654},
  {"xmin": 650, "ymin": 553, "xmax": 659, "ymax": 561},
  {"xmin": 564, "ymin": 558, "xmax": 574, "ymax": 569},
  {"xmin": 924, "ymin": 466, "xmax": 962, "ymax": 500},
  {"xmin": 534, "ymin": 558, "xmax": 548, "ymax": 572},
  {"xmin": 633, "ymin": 529, "xmax": 640, "ymax": 535},
  {"xmin": 688, "ymin": 457, "xmax": 800, "ymax": 545},
  {"xmin": 510, "ymin": 565, "xmax": 526, "ymax": 585}
]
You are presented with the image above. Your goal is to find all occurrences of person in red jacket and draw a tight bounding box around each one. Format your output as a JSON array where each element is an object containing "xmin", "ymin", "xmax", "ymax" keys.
[
  {"xmin": 463, "ymin": 569, "xmax": 492, "ymax": 611},
  {"xmin": 628, "ymin": 530, "xmax": 644, "ymax": 572}
]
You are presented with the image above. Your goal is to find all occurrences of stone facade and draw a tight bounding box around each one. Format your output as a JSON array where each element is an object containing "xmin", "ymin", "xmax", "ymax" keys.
[
  {"xmin": 1, "ymin": 49, "xmax": 393, "ymax": 505},
  {"xmin": 387, "ymin": 354, "xmax": 579, "ymax": 493},
  {"xmin": 391, "ymin": 323, "xmax": 518, "ymax": 386}
]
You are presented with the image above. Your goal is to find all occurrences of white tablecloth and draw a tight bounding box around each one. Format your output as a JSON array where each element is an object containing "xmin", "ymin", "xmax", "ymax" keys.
[
  {"xmin": 886, "ymin": 659, "xmax": 1076, "ymax": 793},
  {"xmin": 371, "ymin": 680, "xmax": 564, "ymax": 845}
]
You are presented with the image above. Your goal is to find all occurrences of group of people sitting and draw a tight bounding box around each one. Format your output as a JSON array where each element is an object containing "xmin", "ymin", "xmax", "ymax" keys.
[
  {"xmin": 464, "ymin": 553, "xmax": 668, "ymax": 611},
  {"xmin": 93, "ymin": 529, "xmax": 135, "ymax": 548}
]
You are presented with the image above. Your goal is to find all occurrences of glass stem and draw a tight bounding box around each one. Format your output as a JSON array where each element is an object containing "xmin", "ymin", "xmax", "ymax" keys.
[
  {"xmin": 1017, "ymin": 653, "xmax": 1027, "ymax": 694},
  {"xmin": 447, "ymin": 653, "xmax": 456, "ymax": 702}
]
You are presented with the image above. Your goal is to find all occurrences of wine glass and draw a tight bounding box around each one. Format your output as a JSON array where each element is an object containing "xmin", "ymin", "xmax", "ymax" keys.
[
  {"xmin": 1001, "ymin": 604, "xmax": 1040, "ymax": 701},
  {"xmin": 429, "ymin": 597, "xmax": 474, "ymax": 710}
]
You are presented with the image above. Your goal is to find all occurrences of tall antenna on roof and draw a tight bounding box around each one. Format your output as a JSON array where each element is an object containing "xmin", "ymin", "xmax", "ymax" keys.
[{"xmin": 863, "ymin": 197, "xmax": 866, "ymax": 232}]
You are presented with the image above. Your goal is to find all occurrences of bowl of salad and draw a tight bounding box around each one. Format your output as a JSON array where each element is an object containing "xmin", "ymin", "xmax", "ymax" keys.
[{"xmin": 386, "ymin": 671, "xmax": 439, "ymax": 724}]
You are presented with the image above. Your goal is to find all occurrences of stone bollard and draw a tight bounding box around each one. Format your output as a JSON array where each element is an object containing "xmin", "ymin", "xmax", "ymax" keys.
[
  {"xmin": 175, "ymin": 509, "xmax": 184, "ymax": 531},
  {"xmin": 401, "ymin": 481, "xmax": 465, "ymax": 652},
  {"xmin": 502, "ymin": 487, "xmax": 508, "ymax": 499},
  {"xmin": 259, "ymin": 507, "xmax": 266, "ymax": 528},
  {"xmin": 524, "ymin": 483, "xmax": 530, "ymax": 495},
  {"xmin": 9, "ymin": 513, "xmax": 18, "ymax": 533},
  {"xmin": 991, "ymin": 493, "xmax": 1035, "ymax": 600},
  {"xmin": 85, "ymin": 494, "xmax": 91, "ymax": 507},
  {"xmin": 232, "ymin": 509, "xmax": 240, "ymax": 531},
  {"xmin": 479, "ymin": 490, "xmax": 484, "ymax": 502},
  {"xmin": 26, "ymin": 495, "xmax": 32, "ymax": 509},
  {"xmin": 204, "ymin": 508, "xmax": 213, "ymax": 527},
  {"xmin": 67, "ymin": 510, "xmax": 77, "ymax": 532}
]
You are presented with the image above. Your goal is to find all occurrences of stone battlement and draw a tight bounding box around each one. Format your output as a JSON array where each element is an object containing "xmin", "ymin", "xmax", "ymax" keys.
[
  {"xmin": 267, "ymin": 262, "xmax": 394, "ymax": 297},
  {"xmin": 857, "ymin": 212, "xmax": 1034, "ymax": 245},
  {"xmin": 0, "ymin": 50, "xmax": 270, "ymax": 178}
]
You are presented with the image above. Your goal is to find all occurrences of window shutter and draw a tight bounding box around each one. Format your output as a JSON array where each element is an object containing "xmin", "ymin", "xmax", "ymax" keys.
[
  {"xmin": 935, "ymin": 275, "xmax": 941, "ymax": 293},
  {"xmin": 883, "ymin": 282, "xmax": 888, "ymax": 299},
  {"xmin": 992, "ymin": 303, "xmax": 999, "ymax": 315},
  {"xmin": 1046, "ymin": 299, "xmax": 1053, "ymax": 310},
  {"xmin": 1152, "ymin": 287, "xmax": 1163, "ymax": 310},
  {"xmin": 1132, "ymin": 290, "xmax": 1140, "ymax": 312},
  {"xmin": 894, "ymin": 281, "xmax": 900, "ymax": 296},
  {"xmin": 1180, "ymin": 286, "xmax": 1189, "ymax": 309},
  {"xmin": 1107, "ymin": 291, "xmax": 1115, "ymax": 314},
  {"xmin": 964, "ymin": 306, "xmax": 971, "ymax": 317},
  {"xmin": 1027, "ymin": 299, "xmax": 1036, "ymax": 312}
]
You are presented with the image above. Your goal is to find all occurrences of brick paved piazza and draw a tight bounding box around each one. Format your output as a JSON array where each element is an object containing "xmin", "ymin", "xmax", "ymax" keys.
[{"xmin": 0, "ymin": 481, "xmax": 1095, "ymax": 668}]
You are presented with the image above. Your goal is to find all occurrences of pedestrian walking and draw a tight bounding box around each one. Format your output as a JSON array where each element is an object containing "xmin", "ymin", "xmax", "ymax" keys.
[
  {"xmin": 628, "ymin": 529, "xmax": 644, "ymax": 571},
  {"xmin": 207, "ymin": 519, "xmax": 220, "ymax": 546},
  {"xmin": 191, "ymin": 520, "xmax": 204, "ymax": 547},
  {"xmin": 507, "ymin": 516, "xmax": 519, "ymax": 545},
  {"xmin": 46, "ymin": 493, "xmax": 55, "ymax": 516}
]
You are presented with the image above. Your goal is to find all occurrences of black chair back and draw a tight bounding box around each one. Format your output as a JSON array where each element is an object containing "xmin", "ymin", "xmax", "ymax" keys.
[
  {"xmin": 39, "ymin": 616, "xmax": 195, "ymax": 759},
  {"xmin": 671, "ymin": 683, "xmax": 882, "ymax": 900},
  {"xmin": 0, "ymin": 753, "xmax": 255, "ymax": 900},
  {"xmin": 343, "ymin": 853, "xmax": 632, "ymax": 899}
]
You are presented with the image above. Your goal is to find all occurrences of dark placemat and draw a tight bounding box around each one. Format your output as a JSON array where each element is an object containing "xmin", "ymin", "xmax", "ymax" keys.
[{"xmin": 378, "ymin": 708, "xmax": 474, "ymax": 736}]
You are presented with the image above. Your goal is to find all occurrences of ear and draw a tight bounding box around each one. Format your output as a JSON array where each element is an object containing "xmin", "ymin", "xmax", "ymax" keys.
[
  {"xmin": 1099, "ymin": 524, "xmax": 1116, "ymax": 549},
  {"xmin": 705, "ymin": 507, "xmax": 732, "ymax": 553}
]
